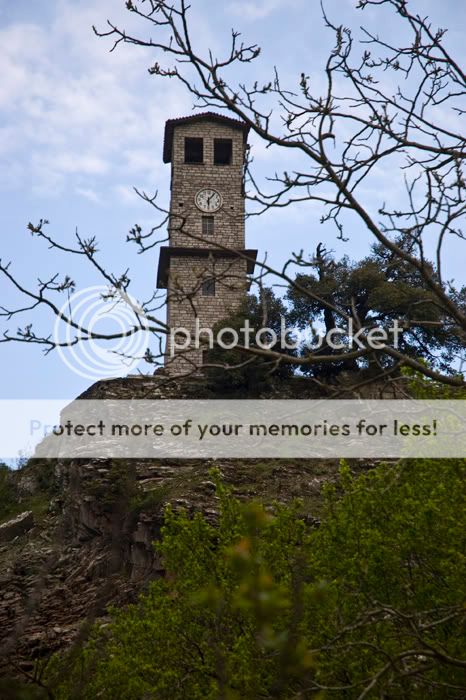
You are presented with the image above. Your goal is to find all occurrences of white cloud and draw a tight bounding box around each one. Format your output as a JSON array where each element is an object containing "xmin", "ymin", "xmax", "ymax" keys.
[
  {"xmin": 76, "ymin": 187, "xmax": 102, "ymax": 203},
  {"xmin": 0, "ymin": 0, "xmax": 187, "ymax": 196},
  {"xmin": 114, "ymin": 184, "xmax": 139, "ymax": 205},
  {"xmin": 227, "ymin": 0, "xmax": 289, "ymax": 20},
  {"xmin": 0, "ymin": 24, "xmax": 48, "ymax": 108},
  {"xmin": 55, "ymin": 153, "xmax": 109, "ymax": 175}
]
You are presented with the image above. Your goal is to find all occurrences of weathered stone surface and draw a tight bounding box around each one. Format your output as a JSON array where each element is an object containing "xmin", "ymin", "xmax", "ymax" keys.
[
  {"xmin": 0, "ymin": 374, "xmax": 401, "ymax": 678},
  {"xmin": 0, "ymin": 511, "xmax": 34, "ymax": 542},
  {"xmin": 161, "ymin": 116, "xmax": 254, "ymax": 375}
]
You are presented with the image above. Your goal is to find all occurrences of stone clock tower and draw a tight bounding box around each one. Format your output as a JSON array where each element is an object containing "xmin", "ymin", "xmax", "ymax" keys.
[{"xmin": 157, "ymin": 112, "xmax": 257, "ymax": 375}]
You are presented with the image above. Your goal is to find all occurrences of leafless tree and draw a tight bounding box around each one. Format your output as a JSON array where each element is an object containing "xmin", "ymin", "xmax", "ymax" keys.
[{"xmin": 1, "ymin": 0, "xmax": 465, "ymax": 390}]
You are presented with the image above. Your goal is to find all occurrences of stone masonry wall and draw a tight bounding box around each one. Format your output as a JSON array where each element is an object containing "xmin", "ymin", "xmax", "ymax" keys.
[
  {"xmin": 166, "ymin": 255, "xmax": 248, "ymax": 375},
  {"xmin": 168, "ymin": 121, "xmax": 246, "ymax": 249},
  {"xmin": 164, "ymin": 117, "xmax": 250, "ymax": 375}
]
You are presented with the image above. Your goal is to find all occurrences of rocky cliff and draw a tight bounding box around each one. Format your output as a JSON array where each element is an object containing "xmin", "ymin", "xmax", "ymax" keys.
[{"xmin": 0, "ymin": 374, "xmax": 395, "ymax": 681}]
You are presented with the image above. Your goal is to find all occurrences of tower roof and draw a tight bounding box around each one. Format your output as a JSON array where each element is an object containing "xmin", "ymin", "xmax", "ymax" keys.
[{"xmin": 163, "ymin": 111, "xmax": 250, "ymax": 163}]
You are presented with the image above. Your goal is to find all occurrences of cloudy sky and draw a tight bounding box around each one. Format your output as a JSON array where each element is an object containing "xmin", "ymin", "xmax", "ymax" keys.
[{"xmin": 0, "ymin": 0, "xmax": 464, "ymax": 402}]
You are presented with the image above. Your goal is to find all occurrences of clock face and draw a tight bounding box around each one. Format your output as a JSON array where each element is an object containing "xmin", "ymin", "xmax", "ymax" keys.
[{"xmin": 195, "ymin": 188, "xmax": 223, "ymax": 213}]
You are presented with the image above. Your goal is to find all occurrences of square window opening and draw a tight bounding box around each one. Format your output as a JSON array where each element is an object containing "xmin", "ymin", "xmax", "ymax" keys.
[
  {"xmin": 185, "ymin": 137, "xmax": 203, "ymax": 164},
  {"xmin": 214, "ymin": 139, "xmax": 232, "ymax": 165},
  {"xmin": 202, "ymin": 278, "xmax": 216, "ymax": 296},
  {"xmin": 202, "ymin": 216, "xmax": 215, "ymax": 236}
]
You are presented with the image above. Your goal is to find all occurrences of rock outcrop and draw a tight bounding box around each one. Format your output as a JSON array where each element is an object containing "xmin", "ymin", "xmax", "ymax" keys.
[
  {"xmin": 0, "ymin": 374, "xmax": 396, "ymax": 678},
  {"xmin": 0, "ymin": 511, "xmax": 34, "ymax": 543}
]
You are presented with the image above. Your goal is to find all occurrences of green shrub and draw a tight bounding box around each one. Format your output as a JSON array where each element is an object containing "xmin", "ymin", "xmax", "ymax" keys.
[
  {"xmin": 48, "ymin": 459, "xmax": 466, "ymax": 698},
  {"xmin": 205, "ymin": 289, "xmax": 296, "ymax": 395},
  {"xmin": 0, "ymin": 463, "xmax": 18, "ymax": 522},
  {"xmin": 307, "ymin": 459, "xmax": 466, "ymax": 696},
  {"xmin": 85, "ymin": 460, "xmax": 140, "ymax": 512}
]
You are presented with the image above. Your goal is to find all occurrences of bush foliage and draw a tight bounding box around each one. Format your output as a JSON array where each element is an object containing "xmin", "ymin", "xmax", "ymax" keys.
[
  {"xmin": 0, "ymin": 463, "xmax": 18, "ymax": 522},
  {"xmin": 205, "ymin": 288, "xmax": 296, "ymax": 394},
  {"xmin": 47, "ymin": 458, "xmax": 466, "ymax": 699}
]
